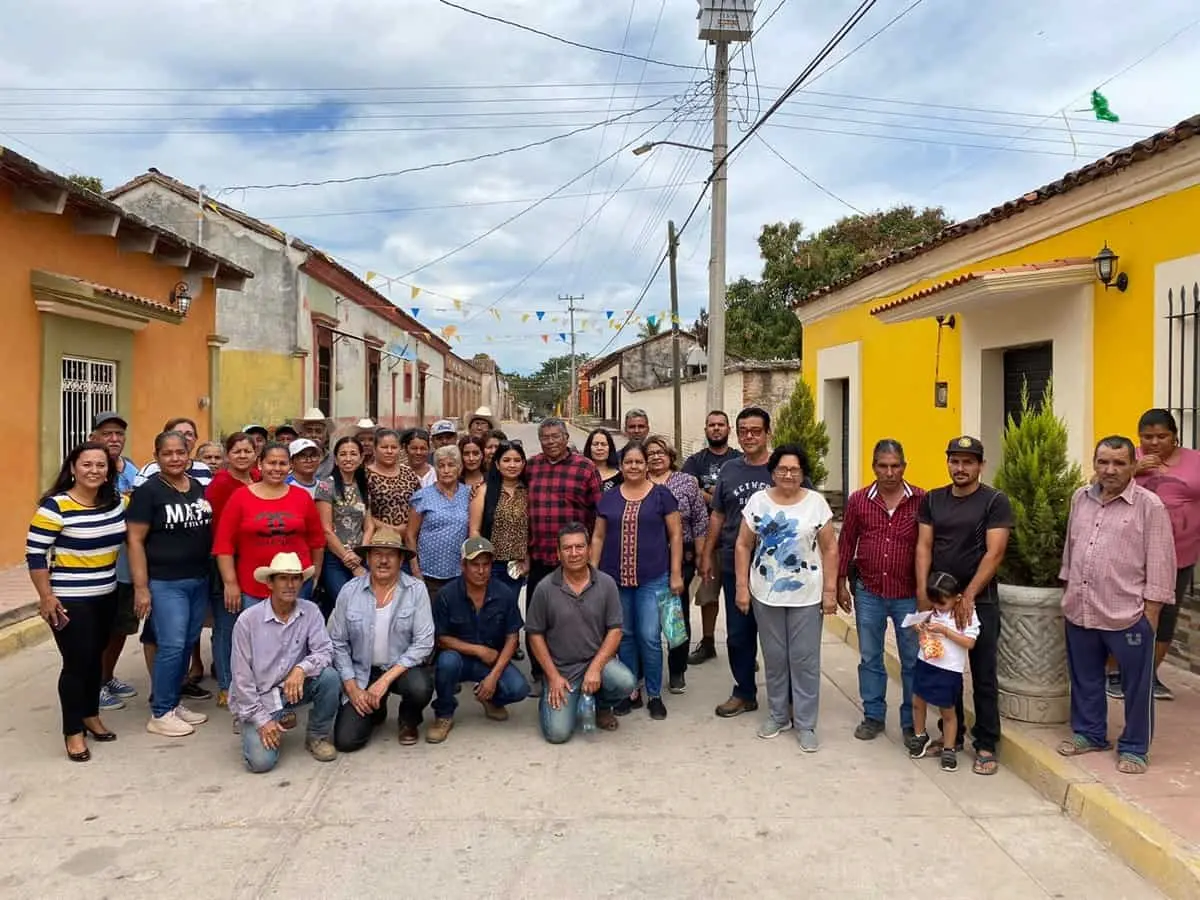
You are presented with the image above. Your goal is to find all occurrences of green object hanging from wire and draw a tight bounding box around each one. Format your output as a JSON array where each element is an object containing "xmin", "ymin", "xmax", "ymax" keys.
[{"xmin": 1091, "ymin": 90, "xmax": 1120, "ymax": 123}]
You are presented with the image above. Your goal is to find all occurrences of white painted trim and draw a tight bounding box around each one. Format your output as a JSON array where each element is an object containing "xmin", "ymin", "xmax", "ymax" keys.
[
  {"xmin": 798, "ymin": 141, "xmax": 1200, "ymax": 326},
  {"xmin": 34, "ymin": 299, "xmax": 149, "ymax": 331},
  {"xmin": 815, "ymin": 341, "xmax": 862, "ymax": 492},
  {"xmin": 873, "ymin": 263, "xmax": 1096, "ymax": 323}
]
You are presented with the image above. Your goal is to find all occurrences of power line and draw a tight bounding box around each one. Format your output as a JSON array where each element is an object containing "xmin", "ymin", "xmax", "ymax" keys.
[
  {"xmin": 435, "ymin": 0, "xmax": 707, "ymax": 71},
  {"xmin": 0, "ymin": 80, "xmax": 702, "ymax": 95},
  {"xmin": 754, "ymin": 133, "xmax": 865, "ymax": 214},
  {"xmin": 215, "ymin": 96, "xmax": 683, "ymax": 192}
]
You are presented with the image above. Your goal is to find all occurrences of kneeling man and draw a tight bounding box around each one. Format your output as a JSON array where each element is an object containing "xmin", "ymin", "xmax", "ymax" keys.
[
  {"xmin": 427, "ymin": 537, "xmax": 530, "ymax": 743},
  {"xmin": 231, "ymin": 552, "xmax": 341, "ymax": 772},
  {"xmin": 527, "ymin": 522, "xmax": 637, "ymax": 743}
]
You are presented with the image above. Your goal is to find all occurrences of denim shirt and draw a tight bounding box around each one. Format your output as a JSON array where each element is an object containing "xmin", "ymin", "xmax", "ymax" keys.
[{"xmin": 328, "ymin": 572, "xmax": 435, "ymax": 689}]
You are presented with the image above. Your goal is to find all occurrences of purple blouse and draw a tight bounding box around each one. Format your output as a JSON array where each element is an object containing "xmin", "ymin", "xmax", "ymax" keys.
[
  {"xmin": 661, "ymin": 472, "xmax": 709, "ymax": 545},
  {"xmin": 597, "ymin": 484, "xmax": 679, "ymax": 587}
]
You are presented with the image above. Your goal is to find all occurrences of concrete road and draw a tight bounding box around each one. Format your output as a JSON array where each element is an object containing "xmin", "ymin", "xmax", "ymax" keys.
[{"xmin": 0, "ymin": 621, "xmax": 1155, "ymax": 897}]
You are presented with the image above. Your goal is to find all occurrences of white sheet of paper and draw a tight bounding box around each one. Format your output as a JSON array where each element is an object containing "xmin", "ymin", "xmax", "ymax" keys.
[{"xmin": 900, "ymin": 611, "xmax": 932, "ymax": 629}]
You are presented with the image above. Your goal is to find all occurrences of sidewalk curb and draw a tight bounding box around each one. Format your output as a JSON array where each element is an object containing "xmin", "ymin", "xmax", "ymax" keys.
[
  {"xmin": 0, "ymin": 614, "xmax": 50, "ymax": 662},
  {"xmin": 824, "ymin": 614, "xmax": 1200, "ymax": 900}
]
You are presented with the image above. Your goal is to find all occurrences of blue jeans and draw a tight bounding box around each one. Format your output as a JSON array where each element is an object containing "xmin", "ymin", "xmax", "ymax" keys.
[
  {"xmin": 854, "ymin": 583, "xmax": 919, "ymax": 730},
  {"xmin": 432, "ymin": 650, "xmax": 530, "ymax": 718},
  {"xmin": 213, "ymin": 592, "xmax": 263, "ymax": 693},
  {"xmin": 321, "ymin": 557, "xmax": 356, "ymax": 618},
  {"xmin": 148, "ymin": 576, "xmax": 209, "ymax": 717},
  {"xmin": 242, "ymin": 666, "xmax": 341, "ymax": 773},
  {"xmin": 617, "ymin": 573, "xmax": 667, "ymax": 698},
  {"xmin": 723, "ymin": 567, "xmax": 758, "ymax": 701},
  {"xmin": 539, "ymin": 659, "xmax": 637, "ymax": 744}
]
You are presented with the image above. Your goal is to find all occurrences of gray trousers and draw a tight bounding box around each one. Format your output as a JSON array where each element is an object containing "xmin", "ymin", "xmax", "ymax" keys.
[{"xmin": 753, "ymin": 599, "xmax": 823, "ymax": 731}]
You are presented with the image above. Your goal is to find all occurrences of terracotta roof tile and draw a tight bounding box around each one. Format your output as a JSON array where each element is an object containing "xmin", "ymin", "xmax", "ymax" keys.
[
  {"xmin": 797, "ymin": 114, "xmax": 1200, "ymax": 308},
  {"xmin": 83, "ymin": 280, "xmax": 183, "ymax": 315},
  {"xmin": 868, "ymin": 258, "xmax": 1094, "ymax": 316}
]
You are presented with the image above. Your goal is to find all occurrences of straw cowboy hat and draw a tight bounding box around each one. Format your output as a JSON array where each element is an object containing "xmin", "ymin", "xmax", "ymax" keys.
[
  {"xmin": 355, "ymin": 525, "xmax": 416, "ymax": 559},
  {"xmin": 468, "ymin": 406, "xmax": 497, "ymax": 429},
  {"xmin": 354, "ymin": 417, "xmax": 377, "ymax": 431},
  {"xmin": 301, "ymin": 406, "xmax": 327, "ymax": 422},
  {"xmin": 253, "ymin": 551, "xmax": 316, "ymax": 584}
]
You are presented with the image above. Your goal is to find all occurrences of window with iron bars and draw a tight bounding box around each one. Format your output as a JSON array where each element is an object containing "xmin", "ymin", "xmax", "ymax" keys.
[
  {"xmin": 61, "ymin": 356, "xmax": 116, "ymax": 461},
  {"xmin": 1165, "ymin": 280, "xmax": 1200, "ymax": 448}
]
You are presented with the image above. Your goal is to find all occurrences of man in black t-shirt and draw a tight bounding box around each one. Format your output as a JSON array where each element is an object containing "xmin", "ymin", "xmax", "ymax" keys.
[
  {"xmin": 916, "ymin": 436, "xmax": 1013, "ymax": 775},
  {"xmin": 681, "ymin": 410, "xmax": 742, "ymax": 664}
]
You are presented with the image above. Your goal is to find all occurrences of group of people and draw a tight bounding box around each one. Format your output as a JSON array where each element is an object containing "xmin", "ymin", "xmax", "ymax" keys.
[{"xmin": 25, "ymin": 396, "xmax": 1193, "ymax": 778}]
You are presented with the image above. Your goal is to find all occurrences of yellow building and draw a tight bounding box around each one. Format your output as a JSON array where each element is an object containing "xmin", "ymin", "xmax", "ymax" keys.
[{"xmin": 796, "ymin": 114, "xmax": 1200, "ymax": 498}]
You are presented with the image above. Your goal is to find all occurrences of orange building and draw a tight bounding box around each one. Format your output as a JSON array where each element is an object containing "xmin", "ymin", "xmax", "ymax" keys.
[{"xmin": 0, "ymin": 148, "xmax": 250, "ymax": 567}]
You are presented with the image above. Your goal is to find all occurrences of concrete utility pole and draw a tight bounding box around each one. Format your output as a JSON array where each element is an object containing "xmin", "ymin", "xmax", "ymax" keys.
[
  {"xmin": 560, "ymin": 293, "xmax": 583, "ymax": 420},
  {"xmin": 668, "ymin": 220, "xmax": 682, "ymax": 456},
  {"xmin": 706, "ymin": 39, "xmax": 729, "ymax": 416}
]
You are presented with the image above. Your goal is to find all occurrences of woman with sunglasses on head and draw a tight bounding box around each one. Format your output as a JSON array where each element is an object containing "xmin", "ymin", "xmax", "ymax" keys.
[
  {"xmin": 316, "ymin": 435, "xmax": 375, "ymax": 616},
  {"xmin": 584, "ymin": 428, "xmax": 623, "ymax": 493},
  {"xmin": 458, "ymin": 434, "xmax": 487, "ymax": 494},
  {"xmin": 27, "ymin": 442, "xmax": 127, "ymax": 761},
  {"xmin": 367, "ymin": 428, "xmax": 421, "ymax": 531}
]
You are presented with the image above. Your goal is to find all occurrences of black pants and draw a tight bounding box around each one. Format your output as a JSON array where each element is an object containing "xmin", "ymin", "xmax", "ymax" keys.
[
  {"xmin": 333, "ymin": 666, "xmax": 434, "ymax": 752},
  {"xmin": 952, "ymin": 602, "xmax": 1001, "ymax": 753},
  {"xmin": 50, "ymin": 592, "xmax": 117, "ymax": 736},
  {"xmin": 667, "ymin": 545, "xmax": 697, "ymax": 677},
  {"xmin": 525, "ymin": 561, "xmax": 558, "ymax": 681}
]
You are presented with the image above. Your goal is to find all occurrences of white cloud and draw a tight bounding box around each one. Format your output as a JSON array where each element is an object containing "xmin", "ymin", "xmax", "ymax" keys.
[{"xmin": 3, "ymin": 0, "xmax": 1197, "ymax": 372}]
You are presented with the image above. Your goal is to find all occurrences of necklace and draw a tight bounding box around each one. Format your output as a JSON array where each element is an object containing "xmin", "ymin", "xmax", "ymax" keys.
[
  {"xmin": 157, "ymin": 473, "xmax": 191, "ymax": 494},
  {"xmin": 65, "ymin": 489, "xmax": 97, "ymax": 507}
]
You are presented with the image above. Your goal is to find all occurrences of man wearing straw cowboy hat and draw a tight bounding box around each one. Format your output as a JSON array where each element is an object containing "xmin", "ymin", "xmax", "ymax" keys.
[
  {"xmin": 230, "ymin": 552, "xmax": 341, "ymax": 773},
  {"xmin": 467, "ymin": 406, "xmax": 497, "ymax": 441},
  {"xmin": 327, "ymin": 525, "xmax": 436, "ymax": 749},
  {"xmin": 297, "ymin": 406, "xmax": 337, "ymax": 479}
]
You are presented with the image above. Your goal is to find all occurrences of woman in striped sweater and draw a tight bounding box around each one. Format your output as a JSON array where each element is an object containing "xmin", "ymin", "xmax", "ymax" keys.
[{"xmin": 26, "ymin": 442, "xmax": 127, "ymax": 762}]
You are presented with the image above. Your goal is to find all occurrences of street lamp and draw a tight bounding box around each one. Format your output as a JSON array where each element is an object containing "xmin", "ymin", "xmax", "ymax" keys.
[{"xmin": 632, "ymin": 140, "xmax": 710, "ymax": 156}]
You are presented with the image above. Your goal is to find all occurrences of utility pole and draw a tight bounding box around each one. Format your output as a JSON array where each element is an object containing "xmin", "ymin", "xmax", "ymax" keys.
[
  {"xmin": 560, "ymin": 293, "xmax": 583, "ymax": 421},
  {"xmin": 668, "ymin": 221, "xmax": 682, "ymax": 456},
  {"xmin": 705, "ymin": 39, "xmax": 729, "ymax": 416}
]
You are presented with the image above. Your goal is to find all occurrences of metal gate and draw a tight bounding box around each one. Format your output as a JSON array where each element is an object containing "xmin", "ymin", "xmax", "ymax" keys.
[
  {"xmin": 60, "ymin": 356, "xmax": 116, "ymax": 460},
  {"xmin": 1166, "ymin": 281, "xmax": 1200, "ymax": 448}
]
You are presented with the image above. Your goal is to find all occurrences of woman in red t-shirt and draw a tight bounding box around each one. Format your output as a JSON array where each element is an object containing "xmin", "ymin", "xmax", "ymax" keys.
[
  {"xmin": 206, "ymin": 432, "xmax": 260, "ymax": 530},
  {"xmin": 211, "ymin": 442, "xmax": 324, "ymax": 702}
]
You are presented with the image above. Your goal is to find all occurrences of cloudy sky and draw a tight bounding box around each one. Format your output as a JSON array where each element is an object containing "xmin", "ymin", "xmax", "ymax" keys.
[{"xmin": 3, "ymin": 1, "xmax": 1197, "ymax": 373}]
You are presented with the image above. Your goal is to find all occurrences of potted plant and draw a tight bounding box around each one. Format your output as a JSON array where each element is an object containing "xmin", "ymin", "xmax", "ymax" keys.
[{"xmin": 992, "ymin": 380, "xmax": 1083, "ymax": 724}]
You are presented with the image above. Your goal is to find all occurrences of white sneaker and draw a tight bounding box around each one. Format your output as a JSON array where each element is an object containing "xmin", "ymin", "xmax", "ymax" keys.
[
  {"xmin": 147, "ymin": 710, "xmax": 195, "ymax": 737},
  {"xmin": 174, "ymin": 704, "xmax": 208, "ymax": 726}
]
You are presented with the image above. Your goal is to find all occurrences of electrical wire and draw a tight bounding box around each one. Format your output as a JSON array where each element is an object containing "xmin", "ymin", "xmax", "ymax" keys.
[
  {"xmin": 754, "ymin": 133, "xmax": 865, "ymax": 214},
  {"xmin": 435, "ymin": 0, "xmax": 707, "ymax": 71}
]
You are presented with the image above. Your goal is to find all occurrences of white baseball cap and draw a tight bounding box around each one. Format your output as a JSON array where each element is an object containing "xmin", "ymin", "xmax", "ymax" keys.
[
  {"xmin": 288, "ymin": 438, "xmax": 320, "ymax": 458},
  {"xmin": 431, "ymin": 419, "xmax": 457, "ymax": 437}
]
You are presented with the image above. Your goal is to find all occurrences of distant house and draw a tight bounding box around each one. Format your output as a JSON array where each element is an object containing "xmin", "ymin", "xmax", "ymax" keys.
[{"xmin": 0, "ymin": 147, "xmax": 249, "ymax": 567}]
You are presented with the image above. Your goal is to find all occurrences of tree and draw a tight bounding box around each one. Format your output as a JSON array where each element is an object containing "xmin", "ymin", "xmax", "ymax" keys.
[
  {"xmin": 992, "ymin": 381, "xmax": 1083, "ymax": 587},
  {"xmin": 637, "ymin": 316, "xmax": 663, "ymax": 339},
  {"xmin": 506, "ymin": 352, "xmax": 589, "ymax": 415},
  {"xmin": 772, "ymin": 377, "xmax": 830, "ymax": 487},
  {"xmin": 66, "ymin": 174, "xmax": 104, "ymax": 193}
]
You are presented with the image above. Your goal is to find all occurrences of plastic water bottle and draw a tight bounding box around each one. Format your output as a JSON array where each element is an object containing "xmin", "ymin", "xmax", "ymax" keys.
[{"xmin": 578, "ymin": 691, "xmax": 597, "ymax": 733}]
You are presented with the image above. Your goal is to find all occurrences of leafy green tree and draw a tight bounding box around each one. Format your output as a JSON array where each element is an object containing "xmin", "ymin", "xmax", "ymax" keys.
[
  {"xmin": 507, "ymin": 352, "xmax": 588, "ymax": 415},
  {"xmin": 66, "ymin": 174, "xmax": 104, "ymax": 193},
  {"xmin": 992, "ymin": 381, "xmax": 1083, "ymax": 586},
  {"xmin": 772, "ymin": 376, "xmax": 830, "ymax": 486}
]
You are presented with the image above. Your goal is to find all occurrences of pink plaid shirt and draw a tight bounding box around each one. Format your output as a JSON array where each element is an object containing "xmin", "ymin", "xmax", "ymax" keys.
[{"xmin": 1059, "ymin": 481, "xmax": 1177, "ymax": 630}]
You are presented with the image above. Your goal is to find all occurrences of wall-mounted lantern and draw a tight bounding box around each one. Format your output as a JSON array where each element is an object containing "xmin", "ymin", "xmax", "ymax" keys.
[
  {"xmin": 1094, "ymin": 243, "xmax": 1129, "ymax": 292},
  {"xmin": 170, "ymin": 281, "xmax": 192, "ymax": 314}
]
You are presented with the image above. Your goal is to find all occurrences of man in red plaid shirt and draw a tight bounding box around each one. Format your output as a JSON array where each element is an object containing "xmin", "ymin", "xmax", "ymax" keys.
[
  {"xmin": 525, "ymin": 418, "xmax": 602, "ymax": 679},
  {"xmin": 837, "ymin": 439, "xmax": 925, "ymax": 750}
]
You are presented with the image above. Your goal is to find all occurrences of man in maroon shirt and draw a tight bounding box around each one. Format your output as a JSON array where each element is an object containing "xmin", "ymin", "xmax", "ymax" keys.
[
  {"xmin": 525, "ymin": 418, "xmax": 602, "ymax": 681},
  {"xmin": 837, "ymin": 439, "xmax": 925, "ymax": 749}
]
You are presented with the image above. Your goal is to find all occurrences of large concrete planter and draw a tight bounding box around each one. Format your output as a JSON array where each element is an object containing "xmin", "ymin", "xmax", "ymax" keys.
[{"xmin": 996, "ymin": 582, "xmax": 1069, "ymax": 724}]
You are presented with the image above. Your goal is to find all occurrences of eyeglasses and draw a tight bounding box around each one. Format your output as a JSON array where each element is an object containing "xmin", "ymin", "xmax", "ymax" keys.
[
  {"xmin": 774, "ymin": 466, "xmax": 803, "ymax": 477},
  {"xmin": 737, "ymin": 427, "xmax": 765, "ymax": 437},
  {"xmin": 646, "ymin": 450, "xmax": 667, "ymax": 458}
]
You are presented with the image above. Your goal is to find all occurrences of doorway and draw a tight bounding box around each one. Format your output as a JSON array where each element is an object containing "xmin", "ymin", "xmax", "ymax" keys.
[
  {"xmin": 822, "ymin": 377, "xmax": 850, "ymax": 493},
  {"xmin": 1002, "ymin": 342, "xmax": 1053, "ymax": 426}
]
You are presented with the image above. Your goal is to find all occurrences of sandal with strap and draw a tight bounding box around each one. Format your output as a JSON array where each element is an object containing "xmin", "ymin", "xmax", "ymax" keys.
[
  {"xmin": 972, "ymin": 750, "xmax": 999, "ymax": 776},
  {"xmin": 1057, "ymin": 734, "xmax": 1112, "ymax": 757},
  {"xmin": 1116, "ymin": 752, "xmax": 1148, "ymax": 775}
]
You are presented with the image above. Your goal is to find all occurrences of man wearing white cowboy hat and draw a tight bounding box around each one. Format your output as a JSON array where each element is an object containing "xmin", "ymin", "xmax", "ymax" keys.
[
  {"xmin": 467, "ymin": 407, "xmax": 496, "ymax": 440},
  {"xmin": 327, "ymin": 525, "xmax": 436, "ymax": 749},
  {"xmin": 230, "ymin": 551, "xmax": 341, "ymax": 772},
  {"xmin": 298, "ymin": 407, "xmax": 337, "ymax": 479},
  {"xmin": 354, "ymin": 417, "xmax": 378, "ymax": 465}
]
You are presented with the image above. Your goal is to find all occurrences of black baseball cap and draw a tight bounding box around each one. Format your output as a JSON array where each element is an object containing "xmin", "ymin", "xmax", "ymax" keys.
[
  {"xmin": 945, "ymin": 435, "xmax": 984, "ymax": 459},
  {"xmin": 273, "ymin": 424, "xmax": 299, "ymax": 439},
  {"xmin": 91, "ymin": 411, "xmax": 127, "ymax": 430}
]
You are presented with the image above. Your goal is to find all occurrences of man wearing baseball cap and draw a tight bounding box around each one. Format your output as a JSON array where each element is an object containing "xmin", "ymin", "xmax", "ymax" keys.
[
  {"xmin": 425, "ymin": 537, "xmax": 529, "ymax": 744},
  {"xmin": 430, "ymin": 419, "xmax": 458, "ymax": 450},
  {"xmin": 915, "ymin": 435, "xmax": 1014, "ymax": 775}
]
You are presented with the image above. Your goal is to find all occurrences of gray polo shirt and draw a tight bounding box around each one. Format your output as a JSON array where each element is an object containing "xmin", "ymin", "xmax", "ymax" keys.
[{"xmin": 525, "ymin": 566, "xmax": 622, "ymax": 685}]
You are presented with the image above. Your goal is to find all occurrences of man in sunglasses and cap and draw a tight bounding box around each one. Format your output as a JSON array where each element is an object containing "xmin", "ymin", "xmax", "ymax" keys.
[
  {"xmin": 230, "ymin": 551, "xmax": 341, "ymax": 773},
  {"xmin": 327, "ymin": 526, "xmax": 435, "ymax": 749}
]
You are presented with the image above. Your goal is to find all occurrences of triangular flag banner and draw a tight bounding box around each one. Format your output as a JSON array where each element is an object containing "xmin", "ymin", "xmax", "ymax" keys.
[
  {"xmin": 486, "ymin": 335, "xmax": 493, "ymax": 342},
  {"xmin": 606, "ymin": 311, "xmax": 614, "ymax": 319},
  {"xmin": 521, "ymin": 313, "xmax": 531, "ymax": 323},
  {"xmin": 541, "ymin": 334, "xmax": 549, "ymax": 344},
  {"xmin": 452, "ymin": 298, "xmax": 462, "ymax": 310},
  {"xmin": 647, "ymin": 315, "xmax": 658, "ymax": 327},
  {"xmin": 1091, "ymin": 90, "xmax": 1119, "ymax": 123},
  {"xmin": 365, "ymin": 271, "xmax": 377, "ymax": 283},
  {"xmin": 410, "ymin": 307, "xmax": 420, "ymax": 317},
  {"xmin": 536, "ymin": 311, "xmax": 545, "ymax": 321},
  {"xmin": 558, "ymin": 333, "xmax": 567, "ymax": 343},
  {"xmin": 411, "ymin": 286, "xmax": 421, "ymax": 299},
  {"xmin": 490, "ymin": 308, "xmax": 501, "ymax": 321}
]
